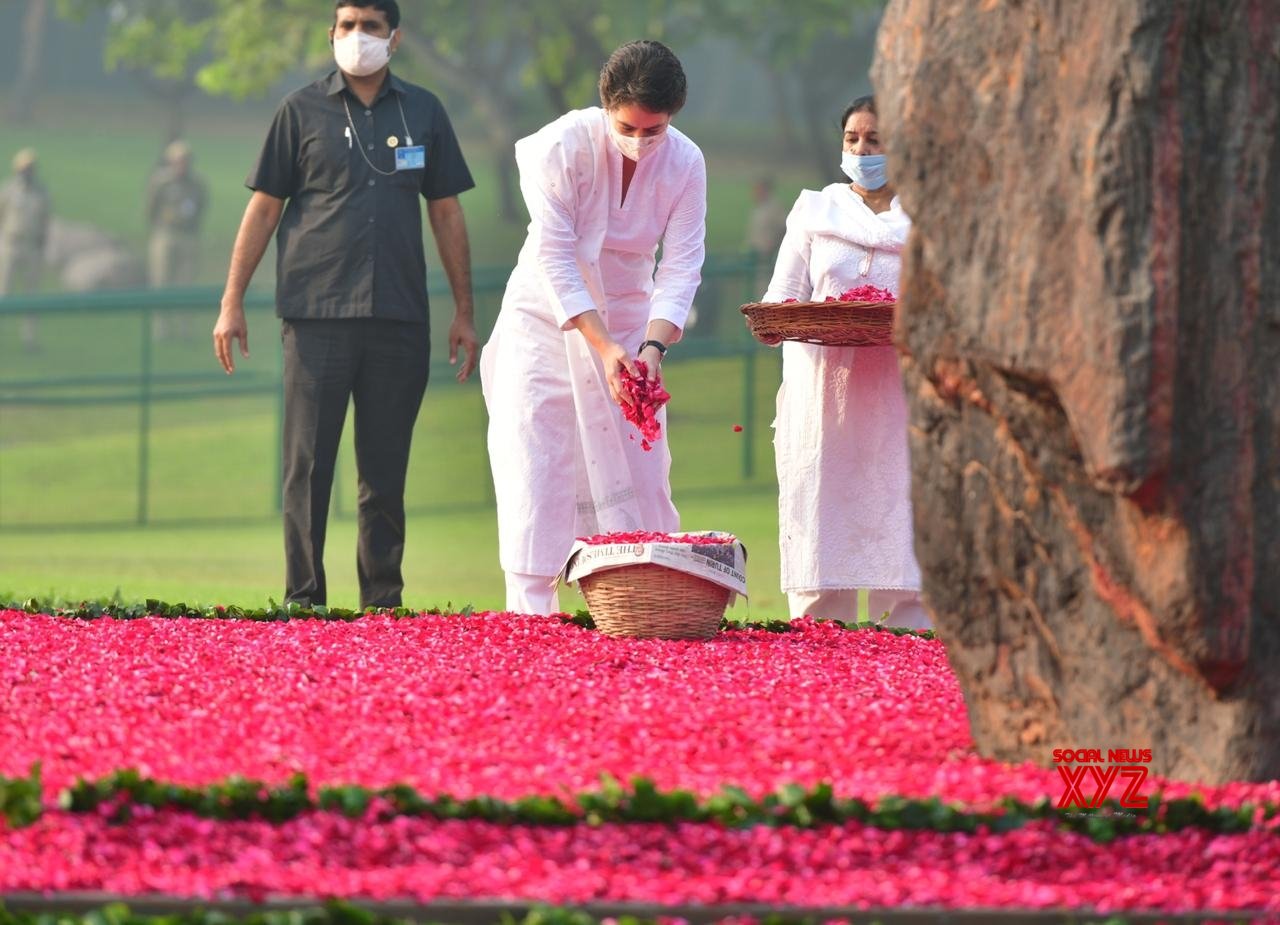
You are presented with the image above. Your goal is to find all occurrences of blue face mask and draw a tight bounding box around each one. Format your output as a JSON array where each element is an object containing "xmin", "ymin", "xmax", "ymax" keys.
[{"xmin": 841, "ymin": 152, "xmax": 888, "ymax": 190}]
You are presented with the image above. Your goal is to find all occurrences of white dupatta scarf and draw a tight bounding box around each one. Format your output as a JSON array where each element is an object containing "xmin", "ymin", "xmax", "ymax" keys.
[
  {"xmin": 514, "ymin": 109, "xmax": 644, "ymax": 536},
  {"xmin": 807, "ymin": 183, "xmax": 911, "ymax": 263}
]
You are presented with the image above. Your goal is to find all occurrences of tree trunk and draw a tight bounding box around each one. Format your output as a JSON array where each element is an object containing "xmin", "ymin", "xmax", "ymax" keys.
[
  {"xmin": 396, "ymin": 28, "xmax": 527, "ymax": 223},
  {"xmin": 873, "ymin": 0, "xmax": 1280, "ymax": 783},
  {"xmin": 7, "ymin": 0, "xmax": 49, "ymax": 123},
  {"xmin": 795, "ymin": 63, "xmax": 837, "ymax": 183},
  {"xmin": 763, "ymin": 64, "xmax": 803, "ymax": 162},
  {"xmin": 491, "ymin": 138, "xmax": 521, "ymax": 222},
  {"xmin": 541, "ymin": 78, "xmax": 572, "ymax": 118},
  {"xmin": 164, "ymin": 89, "xmax": 188, "ymax": 144},
  {"xmin": 134, "ymin": 75, "xmax": 190, "ymax": 145}
]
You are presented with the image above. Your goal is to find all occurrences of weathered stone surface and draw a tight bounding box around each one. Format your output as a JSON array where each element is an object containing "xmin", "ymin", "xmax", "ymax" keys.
[
  {"xmin": 47, "ymin": 219, "xmax": 145, "ymax": 291},
  {"xmin": 873, "ymin": 0, "xmax": 1279, "ymax": 782},
  {"xmin": 45, "ymin": 219, "xmax": 118, "ymax": 271},
  {"xmin": 61, "ymin": 248, "xmax": 145, "ymax": 292}
]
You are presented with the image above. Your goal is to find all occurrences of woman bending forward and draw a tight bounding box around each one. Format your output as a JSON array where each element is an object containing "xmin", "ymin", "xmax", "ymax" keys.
[{"xmin": 480, "ymin": 41, "xmax": 706, "ymax": 615}]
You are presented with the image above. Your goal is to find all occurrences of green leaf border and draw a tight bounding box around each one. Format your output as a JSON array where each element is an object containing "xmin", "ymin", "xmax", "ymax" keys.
[
  {"xmin": 0, "ymin": 898, "xmax": 1217, "ymax": 925},
  {"xmin": 3, "ymin": 766, "xmax": 1273, "ymax": 843},
  {"xmin": 0, "ymin": 599, "xmax": 935, "ymax": 639}
]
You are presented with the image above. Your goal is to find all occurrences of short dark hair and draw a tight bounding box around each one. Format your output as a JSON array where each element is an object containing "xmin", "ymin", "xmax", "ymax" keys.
[
  {"xmin": 842, "ymin": 95, "xmax": 876, "ymax": 128},
  {"xmin": 598, "ymin": 40, "xmax": 687, "ymax": 115},
  {"xmin": 334, "ymin": 0, "xmax": 400, "ymax": 30}
]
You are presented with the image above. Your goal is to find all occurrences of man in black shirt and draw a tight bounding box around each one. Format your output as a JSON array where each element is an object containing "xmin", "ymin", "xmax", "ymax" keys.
[{"xmin": 213, "ymin": 0, "xmax": 476, "ymax": 609}]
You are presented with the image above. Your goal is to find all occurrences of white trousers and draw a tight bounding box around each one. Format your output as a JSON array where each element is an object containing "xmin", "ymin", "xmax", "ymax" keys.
[
  {"xmin": 482, "ymin": 296, "xmax": 677, "ymax": 578},
  {"xmin": 787, "ymin": 588, "xmax": 932, "ymax": 630},
  {"xmin": 505, "ymin": 571, "xmax": 561, "ymax": 616}
]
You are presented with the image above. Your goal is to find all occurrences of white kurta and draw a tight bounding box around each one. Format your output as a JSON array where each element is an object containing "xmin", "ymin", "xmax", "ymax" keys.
[
  {"xmin": 480, "ymin": 107, "xmax": 707, "ymax": 576},
  {"xmin": 764, "ymin": 183, "xmax": 921, "ymax": 594}
]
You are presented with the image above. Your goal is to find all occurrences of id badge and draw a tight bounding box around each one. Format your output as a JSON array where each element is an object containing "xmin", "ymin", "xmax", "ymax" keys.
[{"xmin": 395, "ymin": 145, "xmax": 426, "ymax": 171}]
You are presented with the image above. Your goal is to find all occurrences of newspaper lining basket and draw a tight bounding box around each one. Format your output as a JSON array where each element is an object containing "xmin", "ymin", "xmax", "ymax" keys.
[
  {"xmin": 579, "ymin": 563, "xmax": 730, "ymax": 640},
  {"xmin": 740, "ymin": 299, "xmax": 896, "ymax": 347}
]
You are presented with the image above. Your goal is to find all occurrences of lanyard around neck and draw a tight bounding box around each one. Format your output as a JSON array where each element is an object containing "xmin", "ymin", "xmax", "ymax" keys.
[{"xmin": 341, "ymin": 92, "xmax": 413, "ymax": 177}]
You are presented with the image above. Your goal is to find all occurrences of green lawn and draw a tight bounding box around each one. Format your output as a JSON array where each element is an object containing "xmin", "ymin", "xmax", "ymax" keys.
[
  {"xmin": 0, "ymin": 485, "xmax": 790, "ymax": 617},
  {"xmin": 0, "ymin": 347, "xmax": 797, "ymax": 614},
  {"xmin": 1, "ymin": 345, "xmax": 781, "ymax": 520},
  {"xmin": 0, "ymin": 90, "xmax": 845, "ymax": 619}
]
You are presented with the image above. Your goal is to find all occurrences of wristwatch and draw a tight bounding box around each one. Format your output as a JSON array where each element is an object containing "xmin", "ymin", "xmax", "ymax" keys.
[{"xmin": 639, "ymin": 339, "xmax": 668, "ymax": 357}]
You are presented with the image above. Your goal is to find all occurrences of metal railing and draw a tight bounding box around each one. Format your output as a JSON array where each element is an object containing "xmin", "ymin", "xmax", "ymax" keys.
[{"xmin": 0, "ymin": 254, "xmax": 777, "ymax": 529}]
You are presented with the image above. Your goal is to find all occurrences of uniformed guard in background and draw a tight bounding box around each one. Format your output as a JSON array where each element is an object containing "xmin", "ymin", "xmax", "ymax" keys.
[
  {"xmin": 147, "ymin": 140, "xmax": 207, "ymax": 287},
  {"xmin": 147, "ymin": 139, "xmax": 208, "ymax": 338},
  {"xmin": 0, "ymin": 148, "xmax": 52, "ymax": 349}
]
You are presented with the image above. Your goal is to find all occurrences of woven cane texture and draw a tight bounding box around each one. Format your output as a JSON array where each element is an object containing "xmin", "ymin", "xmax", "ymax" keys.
[
  {"xmin": 579, "ymin": 564, "xmax": 730, "ymax": 640},
  {"xmin": 740, "ymin": 299, "xmax": 895, "ymax": 347}
]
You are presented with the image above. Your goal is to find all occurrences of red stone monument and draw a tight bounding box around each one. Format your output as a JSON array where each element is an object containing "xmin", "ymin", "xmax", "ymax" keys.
[{"xmin": 873, "ymin": 0, "xmax": 1279, "ymax": 782}]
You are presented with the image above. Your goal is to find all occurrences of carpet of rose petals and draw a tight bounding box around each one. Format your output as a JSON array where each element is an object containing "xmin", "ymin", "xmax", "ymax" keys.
[
  {"xmin": 832, "ymin": 285, "xmax": 895, "ymax": 302},
  {"xmin": 576, "ymin": 531, "xmax": 736, "ymax": 545},
  {"xmin": 2, "ymin": 610, "xmax": 1277, "ymax": 813},
  {"xmin": 2, "ymin": 811, "xmax": 1277, "ymax": 913}
]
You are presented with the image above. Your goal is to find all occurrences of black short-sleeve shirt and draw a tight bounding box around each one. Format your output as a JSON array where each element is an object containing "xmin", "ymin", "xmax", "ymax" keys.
[{"xmin": 247, "ymin": 70, "xmax": 475, "ymax": 322}]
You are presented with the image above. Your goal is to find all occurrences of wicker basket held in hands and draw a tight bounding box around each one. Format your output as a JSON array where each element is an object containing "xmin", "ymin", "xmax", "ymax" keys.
[
  {"xmin": 740, "ymin": 299, "xmax": 896, "ymax": 348},
  {"xmin": 580, "ymin": 564, "xmax": 730, "ymax": 640}
]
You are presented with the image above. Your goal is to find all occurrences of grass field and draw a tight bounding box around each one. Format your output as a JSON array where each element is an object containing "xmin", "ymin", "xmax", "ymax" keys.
[
  {"xmin": 0, "ymin": 485, "xmax": 792, "ymax": 616},
  {"xmin": 0, "ymin": 324, "xmax": 801, "ymax": 614},
  {"xmin": 0, "ymin": 91, "xmax": 847, "ymax": 618},
  {"xmin": 0, "ymin": 317, "xmax": 782, "ymax": 520}
]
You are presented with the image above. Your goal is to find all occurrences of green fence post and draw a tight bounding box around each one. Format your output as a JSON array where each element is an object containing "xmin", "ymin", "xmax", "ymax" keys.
[
  {"xmin": 136, "ymin": 309, "xmax": 153, "ymax": 525},
  {"xmin": 739, "ymin": 256, "xmax": 760, "ymax": 483},
  {"xmin": 477, "ymin": 295, "xmax": 496, "ymax": 506},
  {"xmin": 480, "ymin": 387, "xmax": 495, "ymax": 504},
  {"xmin": 741, "ymin": 346, "xmax": 756, "ymax": 481},
  {"xmin": 333, "ymin": 429, "xmax": 343, "ymax": 518},
  {"xmin": 274, "ymin": 327, "xmax": 284, "ymax": 514}
]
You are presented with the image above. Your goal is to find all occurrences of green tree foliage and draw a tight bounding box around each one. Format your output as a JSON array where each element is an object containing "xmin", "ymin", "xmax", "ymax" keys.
[
  {"xmin": 56, "ymin": 0, "xmax": 317, "ymax": 100},
  {"xmin": 55, "ymin": 0, "xmax": 224, "ymax": 139},
  {"xmin": 706, "ymin": 0, "xmax": 885, "ymax": 176},
  {"xmin": 56, "ymin": 0, "xmax": 884, "ymax": 212}
]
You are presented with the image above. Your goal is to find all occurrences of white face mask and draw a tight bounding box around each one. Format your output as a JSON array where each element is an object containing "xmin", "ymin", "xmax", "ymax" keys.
[
  {"xmin": 333, "ymin": 29, "xmax": 395, "ymax": 77},
  {"xmin": 610, "ymin": 125, "xmax": 667, "ymax": 161},
  {"xmin": 841, "ymin": 151, "xmax": 888, "ymax": 190}
]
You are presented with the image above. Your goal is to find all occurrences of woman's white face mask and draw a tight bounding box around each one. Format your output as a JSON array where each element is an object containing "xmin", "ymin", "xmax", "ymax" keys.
[
  {"xmin": 333, "ymin": 29, "xmax": 395, "ymax": 77},
  {"xmin": 610, "ymin": 125, "xmax": 667, "ymax": 161},
  {"xmin": 606, "ymin": 105, "xmax": 671, "ymax": 161}
]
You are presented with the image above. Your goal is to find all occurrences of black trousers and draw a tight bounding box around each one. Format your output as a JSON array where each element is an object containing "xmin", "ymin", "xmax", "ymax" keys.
[{"xmin": 281, "ymin": 318, "xmax": 430, "ymax": 608}]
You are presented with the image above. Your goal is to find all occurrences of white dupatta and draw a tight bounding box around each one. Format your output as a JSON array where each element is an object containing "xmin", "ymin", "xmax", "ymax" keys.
[
  {"xmin": 808, "ymin": 183, "xmax": 910, "ymax": 263},
  {"xmin": 513, "ymin": 109, "xmax": 644, "ymax": 536}
]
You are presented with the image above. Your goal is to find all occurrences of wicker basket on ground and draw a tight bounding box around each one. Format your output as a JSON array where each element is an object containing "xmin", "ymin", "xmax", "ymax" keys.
[
  {"xmin": 579, "ymin": 563, "xmax": 730, "ymax": 640},
  {"xmin": 740, "ymin": 299, "xmax": 895, "ymax": 347}
]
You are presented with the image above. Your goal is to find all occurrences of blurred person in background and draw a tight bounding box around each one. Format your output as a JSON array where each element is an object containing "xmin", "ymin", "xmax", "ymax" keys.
[
  {"xmin": 147, "ymin": 139, "xmax": 208, "ymax": 338},
  {"xmin": 762, "ymin": 96, "xmax": 930, "ymax": 630},
  {"xmin": 147, "ymin": 140, "xmax": 207, "ymax": 287},
  {"xmin": 0, "ymin": 148, "xmax": 51, "ymax": 350},
  {"xmin": 212, "ymin": 0, "xmax": 477, "ymax": 610},
  {"xmin": 745, "ymin": 175, "xmax": 787, "ymax": 288},
  {"xmin": 480, "ymin": 40, "xmax": 706, "ymax": 616}
]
